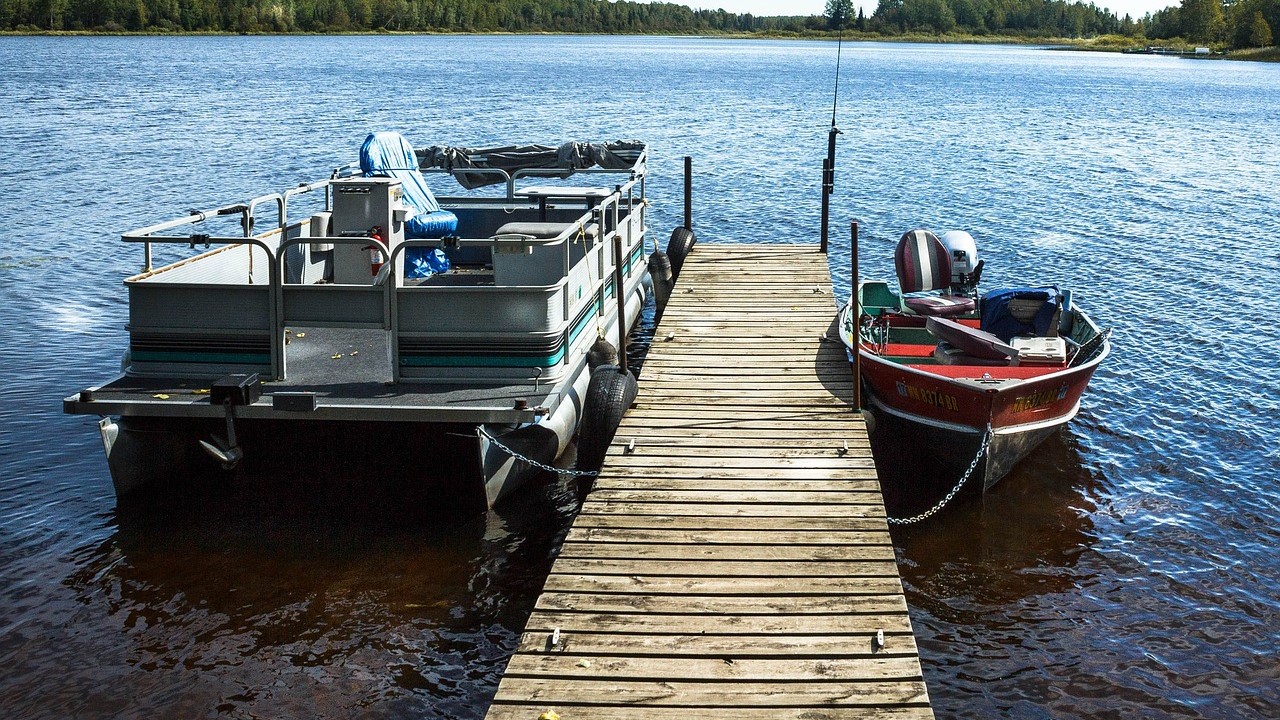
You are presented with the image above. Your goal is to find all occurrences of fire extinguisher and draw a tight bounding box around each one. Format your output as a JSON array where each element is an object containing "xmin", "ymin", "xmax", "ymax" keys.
[{"xmin": 366, "ymin": 225, "xmax": 385, "ymax": 276}]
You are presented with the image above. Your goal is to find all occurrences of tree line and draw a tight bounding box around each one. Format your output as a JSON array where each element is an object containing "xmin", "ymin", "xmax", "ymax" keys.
[
  {"xmin": 829, "ymin": 0, "xmax": 1274, "ymax": 47},
  {"xmin": 852, "ymin": 0, "xmax": 1128, "ymax": 38},
  {"xmin": 0, "ymin": 0, "xmax": 1141, "ymax": 35},
  {"xmin": 0, "ymin": 0, "xmax": 818, "ymax": 33},
  {"xmin": 2, "ymin": 0, "xmax": 1273, "ymax": 50},
  {"xmin": 1144, "ymin": 0, "xmax": 1276, "ymax": 48}
]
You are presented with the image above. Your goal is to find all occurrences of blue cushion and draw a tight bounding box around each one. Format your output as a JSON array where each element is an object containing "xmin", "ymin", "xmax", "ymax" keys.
[
  {"xmin": 981, "ymin": 287, "xmax": 1059, "ymax": 341},
  {"xmin": 359, "ymin": 132, "xmax": 458, "ymax": 239}
]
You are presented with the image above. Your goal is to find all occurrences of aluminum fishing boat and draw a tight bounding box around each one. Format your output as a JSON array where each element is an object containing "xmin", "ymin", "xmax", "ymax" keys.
[
  {"xmin": 64, "ymin": 133, "xmax": 652, "ymax": 509},
  {"xmin": 839, "ymin": 229, "xmax": 1110, "ymax": 509}
]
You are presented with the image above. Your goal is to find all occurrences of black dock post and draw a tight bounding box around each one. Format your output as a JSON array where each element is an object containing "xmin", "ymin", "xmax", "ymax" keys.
[
  {"xmin": 683, "ymin": 156, "xmax": 692, "ymax": 231},
  {"xmin": 851, "ymin": 219, "xmax": 860, "ymax": 410},
  {"xmin": 613, "ymin": 232, "xmax": 628, "ymax": 376}
]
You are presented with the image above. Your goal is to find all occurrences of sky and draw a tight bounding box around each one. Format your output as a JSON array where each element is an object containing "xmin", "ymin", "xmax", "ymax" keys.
[{"xmin": 688, "ymin": 0, "xmax": 1175, "ymax": 22}]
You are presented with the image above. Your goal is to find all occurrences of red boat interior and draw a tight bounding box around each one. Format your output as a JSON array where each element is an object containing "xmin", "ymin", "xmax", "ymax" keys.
[{"xmin": 856, "ymin": 229, "xmax": 1079, "ymax": 382}]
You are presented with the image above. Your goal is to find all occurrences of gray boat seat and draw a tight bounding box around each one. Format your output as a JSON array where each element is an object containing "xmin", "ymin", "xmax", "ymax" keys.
[{"xmin": 493, "ymin": 221, "xmax": 599, "ymax": 241}]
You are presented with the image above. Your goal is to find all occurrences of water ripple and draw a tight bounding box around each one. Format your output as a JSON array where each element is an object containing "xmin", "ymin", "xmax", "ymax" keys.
[{"xmin": 2, "ymin": 36, "xmax": 1279, "ymax": 719}]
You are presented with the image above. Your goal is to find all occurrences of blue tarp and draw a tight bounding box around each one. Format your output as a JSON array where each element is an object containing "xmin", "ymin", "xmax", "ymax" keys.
[
  {"xmin": 980, "ymin": 287, "xmax": 1060, "ymax": 341},
  {"xmin": 359, "ymin": 132, "xmax": 459, "ymax": 279}
]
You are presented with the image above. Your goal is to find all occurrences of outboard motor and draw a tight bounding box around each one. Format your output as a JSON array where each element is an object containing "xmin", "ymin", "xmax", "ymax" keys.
[{"xmin": 939, "ymin": 230, "xmax": 983, "ymax": 295}]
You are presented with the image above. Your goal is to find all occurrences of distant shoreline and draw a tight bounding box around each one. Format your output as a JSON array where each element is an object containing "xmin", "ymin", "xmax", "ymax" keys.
[{"xmin": 2, "ymin": 29, "xmax": 1276, "ymax": 62}]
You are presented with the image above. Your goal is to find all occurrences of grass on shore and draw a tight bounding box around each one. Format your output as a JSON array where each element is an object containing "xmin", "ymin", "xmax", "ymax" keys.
[{"xmin": 1229, "ymin": 46, "xmax": 1280, "ymax": 62}]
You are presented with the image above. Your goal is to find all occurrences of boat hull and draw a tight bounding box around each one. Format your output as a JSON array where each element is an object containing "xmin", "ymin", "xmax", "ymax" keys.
[
  {"xmin": 95, "ymin": 278, "xmax": 644, "ymax": 509},
  {"xmin": 102, "ymin": 407, "xmax": 570, "ymax": 512},
  {"xmin": 840, "ymin": 297, "xmax": 1108, "ymax": 510},
  {"xmin": 101, "ymin": 415, "xmax": 492, "ymax": 507},
  {"xmin": 864, "ymin": 394, "xmax": 1072, "ymax": 513}
]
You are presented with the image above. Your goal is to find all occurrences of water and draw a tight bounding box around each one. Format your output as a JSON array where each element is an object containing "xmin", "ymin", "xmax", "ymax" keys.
[{"xmin": 2, "ymin": 35, "xmax": 1279, "ymax": 718}]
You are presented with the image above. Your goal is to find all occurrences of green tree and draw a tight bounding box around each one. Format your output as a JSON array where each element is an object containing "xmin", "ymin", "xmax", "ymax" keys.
[
  {"xmin": 1180, "ymin": 0, "xmax": 1224, "ymax": 42},
  {"xmin": 902, "ymin": 0, "xmax": 955, "ymax": 33},
  {"xmin": 1247, "ymin": 9, "xmax": 1273, "ymax": 44},
  {"xmin": 825, "ymin": 0, "xmax": 853, "ymax": 29}
]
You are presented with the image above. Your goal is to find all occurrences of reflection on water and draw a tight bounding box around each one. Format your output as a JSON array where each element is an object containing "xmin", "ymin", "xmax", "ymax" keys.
[
  {"xmin": 39, "ymin": 471, "xmax": 582, "ymax": 719},
  {"xmin": 894, "ymin": 428, "xmax": 1280, "ymax": 718},
  {"xmin": 893, "ymin": 430, "xmax": 1102, "ymax": 602}
]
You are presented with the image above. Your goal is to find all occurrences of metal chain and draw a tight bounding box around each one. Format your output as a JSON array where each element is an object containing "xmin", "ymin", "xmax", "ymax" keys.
[
  {"xmin": 478, "ymin": 426, "xmax": 600, "ymax": 478},
  {"xmin": 888, "ymin": 423, "xmax": 993, "ymax": 526}
]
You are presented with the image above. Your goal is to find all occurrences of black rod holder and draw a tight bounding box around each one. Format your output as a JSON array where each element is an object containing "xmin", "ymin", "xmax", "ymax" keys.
[
  {"xmin": 820, "ymin": 126, "xmax": 839, "ymax": 253},
  {"xmin": 820, "ymin": 159, "xmax": 831, "ymax": 254}
]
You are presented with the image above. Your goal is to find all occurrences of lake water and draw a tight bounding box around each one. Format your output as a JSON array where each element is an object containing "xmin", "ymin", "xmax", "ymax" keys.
[{"xmin": 2, "ymin": 35, "xmax": 1279, "ymax": 718}]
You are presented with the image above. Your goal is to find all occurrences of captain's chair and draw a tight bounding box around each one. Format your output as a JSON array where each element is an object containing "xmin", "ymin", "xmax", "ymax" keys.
[
  {"xmin": 894, "ymin": 229, "xmax": 976, "ymax": 317},
  {"xmin": 359, "ymin": 132, "xmax": 458, "ymax": 238}
]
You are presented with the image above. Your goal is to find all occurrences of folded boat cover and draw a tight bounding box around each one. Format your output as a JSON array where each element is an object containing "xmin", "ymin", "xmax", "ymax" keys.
[
  {"xmin": 416, "ymin": 141, "xmax": 645, "ymax": 190},
  {"xmin": 360, "ymin": 132, "xmax": 458, "ymax": 239},
  {"xmin": 981, "ymin": 287, "xmax": 1060, "ymax": 341}
]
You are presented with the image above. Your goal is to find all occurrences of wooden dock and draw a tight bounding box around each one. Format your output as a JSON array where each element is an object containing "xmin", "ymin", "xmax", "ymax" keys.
[{"xmin": 484, "ymin": 244, "xmax": 933, "ymax": 720}]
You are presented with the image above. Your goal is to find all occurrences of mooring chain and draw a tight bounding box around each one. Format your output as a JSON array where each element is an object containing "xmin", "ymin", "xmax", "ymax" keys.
[
  {"xmin": 478, "ymin": 426, "xmax": 600, "ymax": 478},
  {"xmin": 887, "ymin": 423, "xmax": 994, "ymax": 526}
]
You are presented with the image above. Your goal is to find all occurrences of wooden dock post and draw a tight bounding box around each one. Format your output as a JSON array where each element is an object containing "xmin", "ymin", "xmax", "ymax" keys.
[{"xmin": 484, "ymin": 244, "xmax": 933, "ymax": 720}]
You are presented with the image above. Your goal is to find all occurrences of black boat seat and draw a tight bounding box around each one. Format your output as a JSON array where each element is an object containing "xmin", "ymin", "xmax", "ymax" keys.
[{"xmin": 895, "ymin": 228, "xmax": 976, "ymax": 317}]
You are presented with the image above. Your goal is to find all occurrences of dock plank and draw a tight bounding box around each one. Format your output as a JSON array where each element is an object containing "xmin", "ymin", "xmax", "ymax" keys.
[
  {"xmin": 540, "ymin": 574, "xmax": 907, "ymax": 596},
  {"xmin": 490, "ymin": 677, "xmax": 930, "ymax": 707},
  {"xmin": 533, "ymin": 592, "xmax": 908, "ymax": 615},
  {"xmin": 487, "ymin": 705, "xmax": 934, "ymax": 720},
  {"xmin": 547, "ymin": 559, "xmax": 903, "ymax": 577},
  {"xmin": 482, "ymin": 244, "xmax": 931, "ymax": 719},
  {"xmin": 504, "ymin": 654, "xmax": 925, "ymax": 681}
]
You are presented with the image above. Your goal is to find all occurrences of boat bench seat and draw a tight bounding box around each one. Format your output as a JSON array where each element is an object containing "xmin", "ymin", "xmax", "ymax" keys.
[
  {"xmin": 493, "ymin": 221, "xmax": 598, "ymax": 241},
  {"xmin": 882, "ymin": 343, "xmax": 937, "ymax": 358}
]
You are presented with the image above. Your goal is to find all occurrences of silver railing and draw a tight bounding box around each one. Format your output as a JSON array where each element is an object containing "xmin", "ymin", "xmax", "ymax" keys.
[
  {"xmin": 121, "ymin": 174, "xmax": 647, "ymax": 382},
  {"xmin": 331, "ymin": 144, "xmax": 649, "ymax": 201}
]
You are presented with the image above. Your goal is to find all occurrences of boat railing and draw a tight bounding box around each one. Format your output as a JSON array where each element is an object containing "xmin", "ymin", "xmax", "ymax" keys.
[
  {"xmin": 332, "ymin": 144, "xmax": 648, "ymax": 202},
  {"xmin": 122, "ymin": 177, "xmax": 646, "ymax": 383}
]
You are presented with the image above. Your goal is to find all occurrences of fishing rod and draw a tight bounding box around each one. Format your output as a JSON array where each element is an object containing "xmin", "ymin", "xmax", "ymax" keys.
[{"xmin": 820, "ymin": 19, "xmax": 845, "ymax": 254}]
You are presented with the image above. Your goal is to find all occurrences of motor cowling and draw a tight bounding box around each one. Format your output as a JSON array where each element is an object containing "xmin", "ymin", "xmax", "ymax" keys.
[{"xmin": 939, "ymin": 230, "xmax": 981, "ymax": 293}]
